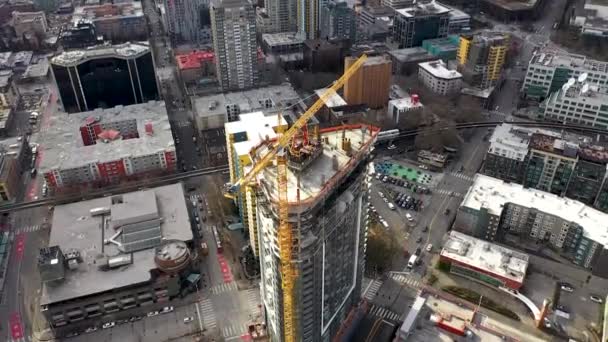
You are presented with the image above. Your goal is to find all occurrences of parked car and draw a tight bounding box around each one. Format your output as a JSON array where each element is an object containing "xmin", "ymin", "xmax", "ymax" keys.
[
  {"xmin": 147, "ymin": 311, "xmax": 159, "ymax": 317},
  {"xmin": 161, "ymin": 306, "xmax": 174, "ymax": 314},
  {"xmin": 102, "ymin": 322, "xmax": 115, "ymax": 329},
  {"xmin": 85, "ymin": 327, "xmax": 98, "ymax": 333},
  {"xmin": 183, "ymin": 317, "xmax": 194, "ymax": 323},
  {"xmin": 590, "ymin": 295, "xmax": 603, "ymax": 304},
  {"xmin": 560, "ymin": 284, "xmax": 574, "ymax": 293}
]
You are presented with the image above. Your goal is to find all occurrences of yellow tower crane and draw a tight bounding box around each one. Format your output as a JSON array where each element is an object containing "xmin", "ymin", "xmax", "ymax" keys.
[{"xmin": 223, "ymin": 54, "xmax": 368, "ymax": 342}]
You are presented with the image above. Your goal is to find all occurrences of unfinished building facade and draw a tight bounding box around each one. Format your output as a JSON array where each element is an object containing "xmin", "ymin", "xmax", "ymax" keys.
[{"xmin": 255, "ymin": 124, "xmax": 379, "ymax": 341}]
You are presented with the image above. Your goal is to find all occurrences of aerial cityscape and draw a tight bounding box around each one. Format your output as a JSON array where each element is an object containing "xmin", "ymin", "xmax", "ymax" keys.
[{"xmin": 0, "ymin": 0, "xmax": 607, "ymax": 341}]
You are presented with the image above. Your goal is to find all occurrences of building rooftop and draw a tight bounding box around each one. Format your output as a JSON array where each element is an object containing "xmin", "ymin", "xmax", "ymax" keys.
[
  {"xmin": 387, "ymin": 47, "xmax": 435, "ymax": 62},
  {"xmin": 0, "ymin": 52, "xmax": 12, "ymax": 68},
  {"xmin": 395, "ymin": 1, "xmax": 451, "ymax": 18},
  {"xmin": 39, "ymin": 101, "xmax": 174, "ymax": 172},
  {"xmin": 573, "ymin": 0, "xmax": 608, "ymax": 36},
  {"xmin": 225, "ymin": 111, "xmax": 283, "ymax": 157},
  {"xmin": 530, "ymin": 49, "xmax": 608, "ymax": 73},
  {"xmin": 315, "ymin": 88, "xmax": 347, "ymax": 108},
  {"xmin": 255, "ymin": 124, "xmax": 379, "ymax": 207},
  {"xmin": 441, "ymin": 231, "xmax": 529, "ymax": 284},
  {"xmin": 487, "ymin": 123, "xmax": 559, "ymax": 162},
  {"xmin": 0, "ymin": 69, "xmax": 12, "ymax": 88},
  {"xmin": 176, "ymin": 50, "xmax": 214, "ymax": 70},
  {"xmin": 22, "ymin": 59, "xmax": 49, "ymax": 79},
  {"xmin": 419, "ymin": 60, "xmax": 462, "ymax": 79},
  {"xmin": 483, "ymin": 0, "xmax": 539, "ymax": 11},
  {"xmin": 462, "ymin": 174, "xmax": 608, "ymax": 247},
  {"xmin": 529, "ymin": 133, "xmax": 579, "ymax": 158},
  {"xmin": 51, "ymin": 41, "xmax": 150, "ymax": 67},
  {"xmin": 41, "ymin": 183, "xmax": 192, "ymax": 306},
  {"xmin": 73, "ymin": 1, "xmax": 143, "ymax": 25},
  {"xmin": 422, "ymin": 36, "xmax": 459, "ymax": 52},
  {"xmin": 11, "ymin": 50, "xmax": 33, "ymax": 67},
  {"xmin": 389, "ymin": 96, "xmax": 423, "ymax": 110},
  {"xmin": 262, "ymin": 32, "xmax": 304, "ymax": 48},
  {"xmin": 193, "ymin": 83, "xmax": 302, "ymax": 123}
]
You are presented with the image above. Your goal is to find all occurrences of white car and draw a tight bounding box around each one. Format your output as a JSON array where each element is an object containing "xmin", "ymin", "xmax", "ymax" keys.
[
  {"xmin": 426, "ymin": 244, "xmax": 433, "ymax": 252},
  {"xmin": 161, "ymin": 306, "xmax": 174, "ymax": 314},
  {"xmin": 102, "ymin": 322, "xmax": 115, "ymax": 329},
  {"xmin": 590, "ymin": 295, "xmax": 603, "ymax": 304},
  {"xmin": 560, "ymin": 284, "xmax": 574, "ymax": 293},
  {"xmin": 387, "ymin": 144, "xmax": 397, "ymax": 150},
  {"xmin": 85, "ymin": 327, "xmax": 98, "ymax": 333},
  {"xmin": 147, "ymin": 311, "xmax": 159, "ymax": 317},
  {"xmin": 183, "ymin": 317, "xmax": 194, "ymax": 323}
]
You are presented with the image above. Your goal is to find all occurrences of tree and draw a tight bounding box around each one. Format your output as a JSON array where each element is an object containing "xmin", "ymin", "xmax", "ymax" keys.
[
  {"xmin": 366, "ymin": 222, "xmax": 400, "ymax": 274},
  {"xmin": 453, "ymin": 96, "xmax": 483, "ymax": 123}
]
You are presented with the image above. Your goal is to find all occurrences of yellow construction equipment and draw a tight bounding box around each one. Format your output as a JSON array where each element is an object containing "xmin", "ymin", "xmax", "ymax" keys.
[{"xmin": 223, "ymin": 54, "xmax": 368, "ymax": 342}]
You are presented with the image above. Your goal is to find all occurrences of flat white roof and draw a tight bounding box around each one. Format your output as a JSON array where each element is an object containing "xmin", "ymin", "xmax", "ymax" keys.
[
  {"xmin": 441, "ymin": 231, "xmax": 529, "ymax": 284},
  {"xmin": 225, "ymin": 111, "xmax": 282, "ymax": 156},
  {"xmin": 395, "ymin": 1, "xmax": 451, "ymax": 18},
  {"xmin": 487, "ymin": 124, "xmax": 559, "ymax": 162},
  {"xmin": 389, "ymin": 97, "xmax": 423, "ymax": 110},
  {"xmin": 419, "ymin": 60, "xmax": 462, "ymax": 80},
  {"xmin": 463, "ymin": 174, "xmax": 608, "ymax": 246},
  {"xmin": 315, "ymin": 88, "xmax": 347, "ymax": 108}
]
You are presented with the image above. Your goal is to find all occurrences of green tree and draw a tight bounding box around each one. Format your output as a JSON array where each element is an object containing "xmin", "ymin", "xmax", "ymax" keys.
[{"xmin": 366, "ymin": 222, "xmax": 400, "ymax": 274}]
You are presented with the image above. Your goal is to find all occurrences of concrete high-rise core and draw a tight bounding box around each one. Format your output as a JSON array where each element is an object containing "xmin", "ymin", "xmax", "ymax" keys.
[{"xmin": 254, "ymin": 123, "xmax": 379, "ymax": 341}]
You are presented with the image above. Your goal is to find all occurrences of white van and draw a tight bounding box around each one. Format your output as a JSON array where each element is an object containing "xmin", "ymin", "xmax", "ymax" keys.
[
  {"xmin": 406, "ymin": 213, "xmax": 414, "ymax": 222},
  {"xmin": 388, "ymin": 203, "xmax": 395, "ymax": 210},
  {"xmin": 381, "ymin": 220, "xmax": 389, "ymax": 229}
]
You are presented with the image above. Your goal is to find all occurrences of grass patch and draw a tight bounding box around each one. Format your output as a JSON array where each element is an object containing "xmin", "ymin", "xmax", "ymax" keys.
[
  {"xmin": 435, "ymin": 261, "xmax": 451, "ymax": 273},
  {"xmin": 442, "ymin": 286, "xmax": 520, "ymax": 321}
]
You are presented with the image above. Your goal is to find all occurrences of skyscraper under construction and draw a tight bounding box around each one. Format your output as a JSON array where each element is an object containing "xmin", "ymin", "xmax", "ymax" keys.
[{"xmin": 253, "ymin": 123, "xmax": 379, "ymax": 341}]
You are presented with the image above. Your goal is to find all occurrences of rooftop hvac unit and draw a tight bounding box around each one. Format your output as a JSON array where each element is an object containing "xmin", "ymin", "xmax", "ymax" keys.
[{"xmin": 145, "ymin": 122, "xmax": 153, "ymax": 135}]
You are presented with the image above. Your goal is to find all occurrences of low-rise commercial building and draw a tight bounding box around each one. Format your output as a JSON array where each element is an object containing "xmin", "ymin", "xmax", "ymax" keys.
[
  {"xmin": 440, "ymin": 231, "xmax": 529, "ymax": 290},
  {"xmin": 40, "ymin": 101, "xmax": 176, "ymax": 191},
  {"xmin": 417, "ymin": 150, "xmax": 446, "ymax": 170},
  {"xmin": 72, "ymin": 2, "xmax": 147, "ymax": 42},
  {"xmin": 455, "ymin": 174, "xmax": 608, "ymax": 276},
  {"xmin": 387, "ymin": 47, "xmax": 436, "ymax": 76},
  {"xmin": 522, "ymin": 50, "xmax": 608, "ymax": 101},
  {"xmin": 387, "ymin": 95, "xmax": 423, "ymax": 124},
  {"xmin": 540, "ymin": 80, "xmax": 608, "ymax": 129},
  {"xmin": 418, "ymin": 59, "xmax": 462, "ymax": 95},
  {"xmin": 40, "ymin": 183, "xmax": 197, "ymax": 337},
  {"xmin": 0, "ymin": 136, "xmax": 31, "ymax": 203},
  {"xmin": 175, "ymin": 50, "xmax": 215, "ymax": 85},
  {"xmin": 193, "ymin": 83, "xmax": 301, "ymax": 130},
  {"xmin": 571, "ymin": 0, "xmax": 608, "ymax": 38}
]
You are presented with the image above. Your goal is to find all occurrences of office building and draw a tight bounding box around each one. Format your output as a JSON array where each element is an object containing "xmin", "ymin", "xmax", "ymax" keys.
[
  {"xmin": 447, "ymin": 6, "xmax": 470, "ymax": 33},
  {"xmin": 571, "ymin": 0, "xmax": 608, "ymax": 38},
  {"xmin": 421, "ymin": 35, "xmax": 459, "ymax": 61},
  {"xmin": 319, "ymin": 0, "xmax": 356, "ymax": 41},
  {"xmin": 387, "ymin": 47, "xmax": 436, "ymax": 75},
  {"xmin": 164, "ymin": 0, "xmax": 211, "ymax": 44},
  {"xmin": 344, "ymin": 55, "xmax": 392, "ymax": 109},
  {"xmin": 303, "ymin": 38, "xmax": 349, "ymax": 72},
  {"xmin": 255, "ymin": 123, "xmax": 379, "ymax": 341},
  {"xmin": 40, "ymin": 184, "xmax": 198, "ymax": 337},
  {"xmin": 193, "ymin": 83, "xmax": 301, "ymax": 130},
  {"xmin": 455, "ymin": 174, "xmax": 608, "ymax": 276},
  {"xmin": 211, "ymin": 0, "xmax": 258, "ymax": 91},
  {"xmin": 357, "ymin": 4, "xmax": 394, "ymax": 43},
  {"xmin": 457, "ymin": 32, "xmax": 509, "ymax": 89},
  {"xmin": 387, "ymin": 95, "xmax": 423, "ymax": 124},
  {"xmin": 392, "ymin": 1, "xmax": 451, "ymax": 48},
  {"xmin": 72, "ymin": 2, "xmax": 147, "ymax": 43},
  {"xmin": 224, "ymin": 112, "xmax": 287, "ymax": 257},
  {"xmin": 50, "ymin": 42, "xmax": 159, "ymax": 113},
  {"xmin": 440, "ymin": 231, "xmax": 528, "ymax": 290},
  {"xmin": 0, "ymin": 136, "xmax": 31, "ymax": 203},
  {"xmin": 381, "ymin": 0, "xmax": 414, "ymax": 8},
  {"xmin": 297, "ymin": 0, "xmax": 327, "ymax": 39},
  {"xmin": 418, "ymin": 60, "xmax": 463, "ymax": 95},
  {"xmin": 264, "ymin": 0, "xmax": 297, "ymax": 33},
  {"xmin": 59, "ymin": 21, "xmax": 104, "ymax": 50},
  {"xmin": 540, "ymin": 79, "xmax": 608, "ymax": 129},
  {"xmin": 479, "ymin": 0, "xmax": 545, "ymax": 22},
  {"xmin": 522, "ymin": 50, "xmax": 608, "ymax": 101},
  {"xmin": 40, "ymin": 102, "xmax": 176, "ymax": 191}
]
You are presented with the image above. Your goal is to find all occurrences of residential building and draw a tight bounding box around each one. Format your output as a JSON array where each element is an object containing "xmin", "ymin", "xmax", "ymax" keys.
[
  {"xmin": 39, "ymin": 101, "xmax": 176, "ymax": 191},
  {"xmin": 211, "ymin": 0, "xmax": 258, "ymax": 91},
  {"xmin": 455, "ymin": 174, "xmax": 608, "ymax": 275},
  {"xmin": 224, "ymin": 112, "xmax": 286, "ymax": 257},
  {"xmin": 421, "ymin": 35, "xmax": 459, "ymax": 61},
  {"xmin": 50, "ymin": 42, "xmax": 158, "ymax": 113},
  {"xmin": 164, "ymin": 0, "xmax": 211, "ymax": 44},
  {"xmin": 175, "ymin": 50, "xmax": 215, "ymax": 84},
  {"xmin": 387, "ymin": 95, "xmax": 423, "ymax": 124},
  {"xmin": 344, "ymin": 55, "xmax": 392, "ymax": 109},
  {"xmin": 417, "ymin": 150, "xmax": 446, "ymax": 170},
  {"xmin": 193, "ymin": 83, "xmax": 302, "ymax": 130},
  {"xmin": 264, "ymin": 0, "xmax": 297, "ymax": 33},
  {"xmin": 571, "ymin": 0, "xmax": 608, "ymax": 38},
  {"xmin": 319, "ymin": 0, "xmax": 356, "ymax": 42},
  {"xmin": 256, "ymin": 123, "xmax": 379, "ymax": 341},
  {"xmin": 392, "ymin": 1, "xmax": 451, "ymax": 48},
  {"xmin": 540, "ymin": 79, "xmax": 608, "ymax": 129},
  {"xmin": 568, "ymin": 146, "xmax": 608, "ymax": 211},
  {"xmin": 440, "ymin": 231, "xmax": 528, "ymax": 290},
  {"xmin": 297, "ymin": 0, "xmax": 327, "ymax": 39},
  {"xmin": 418, "ymin": 59, "xmax": 462, "ymax": 95},
  {"xmin": 522, "ymin": 50, "xmax": 608, "ymax": 101},
  {"xmin": 387, "ymin": 47, "xmax": 436, "ymax": 75},
  {"xmin": 12, "ymin": 11, "xmax": 47, "ymax": 40},
  {"xmin": 0, "ymin": 136, "xmax": 31, "ymax": 203},
  {"xmin": 303, "ymin": 38, "xmax": 349, "ymax": 72},
  {"xmin": 0, "ymin": 70, "xmax": 19, "ymax": 110},
  {"xmin": 72, "ymin": 2, "xmax": 147, "ymax": 43},
  {"xmin": 381, "ymin": 0, "xmax": 414, "ymax": 8},
  {"xmin": 357, "ymin": 4, "xmax": 394, "ymax": 43},
  {"xmin": 59, "ymin": 21, "xmax": 104, "ymax": 50},
  {"xmin": 457, "ymin": 32, "xmax": 509, "ymax": 89},
  {"xmin": 482, "ymin": 124, "xmax": 539, "ymax": 183},
  {"xmin": 40, "ymin": 184, "xmax": 198, "ymax": 338}
]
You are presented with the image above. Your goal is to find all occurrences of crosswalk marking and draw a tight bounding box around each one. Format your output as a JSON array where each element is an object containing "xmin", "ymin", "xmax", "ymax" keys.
[
  {"xmin": 449, "ymin": 172, "xmax": 474, "ymax": 182},
  {"xmin": 363, "ymin": 279, "xmax": 382, "ymax": 301},
  {"xmin": 391, "ymin": 273, "xmax": 421, "ymax": 289},
  {"xmin": 199, "ymin": 299, "xmax": 217, "ymax": 330},
  {"xmin": 434, "ymin": 189, "xmax": 463, "ymax": 198},
  {"xmin": 244, "ymin": 288, "xmax": 261, "ymax": 316},
  {"xmin": 222, "ymin": 323, "xmax": 246, "ymax": 338},
  {"xmin": 210, "ymin": 281, "xmax": 238, "ymax": 295},
  {"xmin": 16, "ymin": 225, "xmax": 42, "ymax": 234},
  {"xmin": 369, "ymin": 304, "xmax": 400, "ymax": 322}
]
